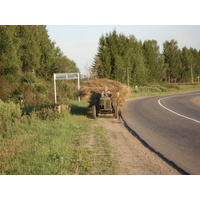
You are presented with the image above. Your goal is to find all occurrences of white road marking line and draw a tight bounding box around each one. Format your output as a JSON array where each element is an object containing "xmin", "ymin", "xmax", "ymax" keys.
[{"xmin": 158, "ymin": 95, "xmax": 200, "ymax": 124}]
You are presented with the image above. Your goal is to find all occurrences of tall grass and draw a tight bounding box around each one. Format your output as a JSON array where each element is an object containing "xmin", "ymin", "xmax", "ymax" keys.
[
  {"xmin": 0, "ymin": 100, "xmax": 22, "ymax": 134},
  {"xmin": 0, "ymin": 100, "xmax": 119, "ymax": 175},
  {"xmin": 0, "ymin": 99, "xmax": 89, "ymax": 174},
  {"xmin": 131, "ymin": 83, "xmax": 200, "ymax": 97}
]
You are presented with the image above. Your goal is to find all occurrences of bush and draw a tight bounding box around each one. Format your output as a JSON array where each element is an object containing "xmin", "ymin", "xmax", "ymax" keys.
[
  {"xmin": 34, "ymin": 107, "xmax": 60, "ymax": 120},
  {"xmin": 0, "ymin": 98, "xmax": 71, "ymax": 138},
  {"xmin": 164, "ymin": 83, "xmax": 180, "ymax": 90},
  {"xmin": 0, "ymin": 100, "xmax": 22, "ymax": 132},
  {"xmin": 23, "ymin": 104, "xmax": 71, "ymax": 121},
  {"xmin": 134, "ymin": 85, "xmax": 167, "ymax": 93},
  {"xmin": 21, "ymin": 73, "xmax": 37, "ymax": 84}
]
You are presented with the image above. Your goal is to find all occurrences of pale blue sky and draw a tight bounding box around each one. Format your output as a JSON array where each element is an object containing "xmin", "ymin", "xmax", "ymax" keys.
[
  {"xmin": 2, "ymin": 0, "xmax": 200, "ymax": 76},
  {"xmin": 47, "ymin": 25, "xmax": 200, "ymax": 75}
]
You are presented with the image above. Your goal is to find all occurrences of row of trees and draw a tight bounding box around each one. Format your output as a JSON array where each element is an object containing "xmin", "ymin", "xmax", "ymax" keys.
[
  {"xmin": 92, "ymin": 30, "xmax": 200, "ymax": 85},
  {"xmin": 0, "ymin": 25, "xmax": 79, "ymax": 104}
]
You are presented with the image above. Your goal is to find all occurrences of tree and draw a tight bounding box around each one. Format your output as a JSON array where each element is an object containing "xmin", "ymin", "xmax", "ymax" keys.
[
  {"xmin": 0, "ymin": 25, "xmax": 79, "ymax": 104},
  {"xmin": 163, "ymin": 40, "xmax": 182, "ymax": 83},
  {"xmin": 143, "ymin": 40, "xmax": 164, "ymax": 83},
  {"xmin": 0, "ymin": 26, "xmax": 21, "ymax": 77},
  {"xmin": 16, "ymin": 25, "xmax": 41, "ymax": 73},
  {"xmin": 94, "ymin": 34, "xmax": 112, "ymax": 78},
  {"xmin": 125, "ymin": 36, "xmax": 147, "ymax": 85},
  {"xmin": 189, "ymin": 48, "xmax": 200, "ymax": 82},
  {"xmin": 93, "ymin": 30, "xmax": 147, "ymax": 85},
  {"xmin": 180, "ymin": 47, "xmax": 193, "ymax": 82},
  {"xmin": 36, "ymin": 25, "xmax": 56, "ymax": 79}
]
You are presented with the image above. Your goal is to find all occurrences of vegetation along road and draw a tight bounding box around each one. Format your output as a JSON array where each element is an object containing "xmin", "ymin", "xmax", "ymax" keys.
[{"xmin": 122, "ymin": 90, "xmax": 200, "ymax": 175}]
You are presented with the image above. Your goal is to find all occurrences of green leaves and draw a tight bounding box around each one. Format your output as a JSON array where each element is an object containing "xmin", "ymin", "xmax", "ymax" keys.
[
  {"xmin": 143, "ymin": 40, "xmax": 164, "ymax": 83},
  {"xmin": 93, "ymin": 30, "xmax": 148, "ymax": 85},
  {"xmin": 0, "ymin": 25, "xmax": 79, "ymax": 104},
  {"xmin": 93, "ymin": 30, "xmax": 200, "ymax": 85}
]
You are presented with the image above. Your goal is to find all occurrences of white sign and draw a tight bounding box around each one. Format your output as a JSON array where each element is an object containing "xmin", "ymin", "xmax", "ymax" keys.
[
  {"xmin": 55, "ymin": 73, "xmax": 79, "ymax": 80},
  {"xmin": 54, "ymin": 73, "xmax": 80, "ymax": 104}
]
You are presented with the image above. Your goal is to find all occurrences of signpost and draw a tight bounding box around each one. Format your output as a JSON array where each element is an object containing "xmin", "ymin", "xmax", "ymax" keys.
[{"xmin": 54, "ymin": 73, "xmax": 80, "ymax": 104}]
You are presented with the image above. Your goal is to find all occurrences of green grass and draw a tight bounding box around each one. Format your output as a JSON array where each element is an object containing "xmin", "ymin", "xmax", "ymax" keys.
[
  {"xmin": 0, "ymin": 116, "xmax": 89, "ymax": 175},
  {"xmin": 0, "ymin": 101, "xmax": 119, "ymax": 175},
  {"xmin": 1, "ymin": 83, "xmax": 199, "ymax": 175},
  {"xmin": 88, "ymin": 126, "xmax": 120, "ymax": 175},
  {"xmin": 130, "ymin": 83, "xmax": 200, "ymax": 98}
]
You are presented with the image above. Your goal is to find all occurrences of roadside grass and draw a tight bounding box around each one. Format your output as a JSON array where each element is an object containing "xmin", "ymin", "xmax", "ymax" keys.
[
  {"xmin": 0, "ymin": 100, "xmax": 119, "ymax": 175},
  {"xmin": 130, "ymin": 83, "xmax": 200, "ymax": 98},
  {"xmin": 88, "ymin": 126, "xmax": 120, "ymax": 175},
  {"xmin": 1, "ymin": 83, "xmax": 199, "ymax": 175},
  {"xmin": 0, "ymin": 115, "xmax": 90, "ymax": 175}
]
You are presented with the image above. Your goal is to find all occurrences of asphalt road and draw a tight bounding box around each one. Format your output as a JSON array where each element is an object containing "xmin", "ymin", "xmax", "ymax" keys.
[{"xmin": 121, "ymin": 91, "xmax": 200, "ymax": 175}]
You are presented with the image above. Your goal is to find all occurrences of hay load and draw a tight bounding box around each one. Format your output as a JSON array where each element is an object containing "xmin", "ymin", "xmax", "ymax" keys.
[{"xmin": 79, "ymin": 78, "xmax": 131, "ymax": 107}]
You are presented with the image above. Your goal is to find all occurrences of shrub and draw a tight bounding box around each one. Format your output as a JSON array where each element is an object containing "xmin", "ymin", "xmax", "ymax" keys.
[
  {"xmin": 0, "ymin": 100, "xmax": 22, "ymax": 132},
  {"xmin": 21, "ymin": 73, "xmax": 37, "ymax": 84},
  {"xmin": 34, "ymin": 107, "xmax": 60, "ymax": 120},
  {"xmin": 0, "ymin": 78, "xmax": 17, "ymax": 102},
  {"xmin": 164, "ymin": 84, "xmax": 180, "ymax": 90},
  {"xmin": 134, "ymin": 85, "xmax": 167, "ymax": 93}
]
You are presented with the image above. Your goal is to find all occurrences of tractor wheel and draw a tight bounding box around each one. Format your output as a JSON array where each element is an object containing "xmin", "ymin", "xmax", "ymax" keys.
[
  {"xmin": 92, "ymin": 105, "xmax": 96, "ymax": 119},
  {"xmin": 114, "ymin": 105, "xmax": 119, "ymax": 118}
]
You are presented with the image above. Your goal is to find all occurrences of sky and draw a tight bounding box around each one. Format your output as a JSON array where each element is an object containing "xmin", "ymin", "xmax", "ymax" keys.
[
  {"xmin": 46, "ymin": 25, "xmax": 200, "ymax": 75},
  {"xmin": 2, "ymin": 1, "xmax": 200, "ymax": 75}
]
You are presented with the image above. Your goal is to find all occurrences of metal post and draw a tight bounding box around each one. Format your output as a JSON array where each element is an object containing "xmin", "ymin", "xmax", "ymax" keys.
[
  {"xmin": 78, "ymin": 73, "xmax": 80, "ymax": 102},
  {"xmin": 54, "ymin": 73, "xmax": 57, "ymax": 104},
  {"xmin": 54, "ymin": 72, "xmax": 80, "ymax": 103}
]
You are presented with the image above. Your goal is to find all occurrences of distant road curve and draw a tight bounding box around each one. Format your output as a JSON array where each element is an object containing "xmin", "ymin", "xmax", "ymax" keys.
[
  {"xmin": 158, "ymin": 94, "xmax": 200, "ymax": 124},
  {"xmin": 122, "ymin": 91, "xmax": 200, "ymax": 174}
]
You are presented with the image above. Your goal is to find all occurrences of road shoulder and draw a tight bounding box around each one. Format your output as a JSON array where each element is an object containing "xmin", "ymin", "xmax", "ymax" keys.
[{"xmin": 96, "ymin": 115, "xmax": 180, "ymax": 175}]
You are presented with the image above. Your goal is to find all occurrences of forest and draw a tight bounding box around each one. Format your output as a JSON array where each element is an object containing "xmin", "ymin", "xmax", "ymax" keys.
[
  {"xmin": 1, "ymin": 26, "xmax": 200, "ymax": 105},
  {"xmin": 0, "ymin": 25, "xmax": 79, "ymax": 105},
  {"xmin": 92, "ymin": 30, "xmax": 200, "ymax": 86}
]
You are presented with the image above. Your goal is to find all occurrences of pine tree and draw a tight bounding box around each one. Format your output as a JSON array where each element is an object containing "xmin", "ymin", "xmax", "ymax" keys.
[
  {"xmin": 143, "ymin": 40, "xmax": 164, "ymax": 83},
  {"xmin": 180, "ymin": 47, "xmax": 193, "ymax": 82},
  {"xmin": 93, "ymin": 30, "xmax": 148, "ymax": 85},
  {"xmin": 0, "ymin": 26, "xmax": 21, "ymax": 77},
  {"xmin": 127, "ymin": 36, "xmax": 147, "ymax": 85},
  {"xmin": 95, "ymin": 35, "xmax": 112, "ymax": 78},
  {"xmin": 16, "ymin": 25, "xmax": 41, "ymax": 73},
  {"xmin": 0, "ymin": 25, "xmax": 79, "ymax": 103},
  {"xmin": 163, "ymin": 40, "xmax": 182, "ymax": 83}
]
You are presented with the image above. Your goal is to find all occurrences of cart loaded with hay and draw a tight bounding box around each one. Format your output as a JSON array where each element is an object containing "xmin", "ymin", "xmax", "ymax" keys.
[{"xmin": 79, "ymin": 78, "xmax": 131, "ymax": 119}]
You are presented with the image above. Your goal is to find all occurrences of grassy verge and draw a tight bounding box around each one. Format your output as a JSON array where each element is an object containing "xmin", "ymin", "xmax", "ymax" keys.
[
  {"xmin": 130, "ymin": 83, "xmax": 200, "ymax": 98},
  {"xmin": 1, "ymin": 83, "xmax": 199, "ymax": 175},
  {"xmin": 87, "ymin": 126, "xmax": 120, "ymax": 174},
  {"xmin": 0, "ymin": 101, "xmax": 119, "ymax": 175}
]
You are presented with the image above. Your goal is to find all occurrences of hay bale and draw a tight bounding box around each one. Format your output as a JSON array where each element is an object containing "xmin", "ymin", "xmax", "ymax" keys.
[{"xmin": 79, "ymin": 78, "xmax": 131, "ymax": 107}]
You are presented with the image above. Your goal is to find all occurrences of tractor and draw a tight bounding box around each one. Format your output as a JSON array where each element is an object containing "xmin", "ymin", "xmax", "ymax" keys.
[{"xmin": 91, "ymin": 93, "xmax": 120, "ymax": 119}]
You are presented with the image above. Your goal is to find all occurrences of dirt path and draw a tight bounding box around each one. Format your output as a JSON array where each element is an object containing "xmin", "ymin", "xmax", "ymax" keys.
[{"xmin": 96, "ymin": 115, "xmax": 180, "ymax": 175}]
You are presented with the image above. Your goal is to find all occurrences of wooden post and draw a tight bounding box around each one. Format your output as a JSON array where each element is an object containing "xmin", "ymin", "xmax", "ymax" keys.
[
  {"xmin": 191, "ymin": 65, "xmax": 194, "ymax": 83},
  {"xmin": 127, "ymin": 68, "xmax": 129, "ymax": 87}
]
